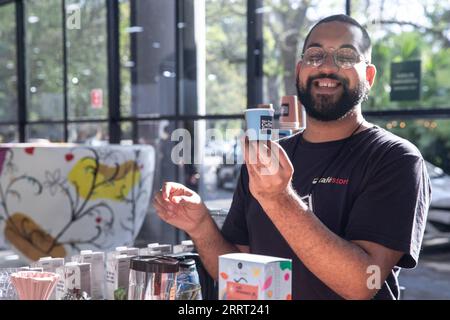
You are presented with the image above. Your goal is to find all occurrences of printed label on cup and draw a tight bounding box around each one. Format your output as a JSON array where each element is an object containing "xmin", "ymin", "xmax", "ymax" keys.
[
  {"xmin": 280, "ymin": 104, "xmax": 289, "ymax": 117},
  {"xmin": 260, "ymin": 116, "xmax": 273, "ymax": 135},
  {"xmin": 245, "ymin": 108, "xmax": 274, "ymax": 141}
]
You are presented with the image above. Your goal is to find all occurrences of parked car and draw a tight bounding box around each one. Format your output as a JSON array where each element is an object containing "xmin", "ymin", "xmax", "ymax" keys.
[{"xmin": 423, "ymin": 161, "xmax": 450, "ymax": 247}]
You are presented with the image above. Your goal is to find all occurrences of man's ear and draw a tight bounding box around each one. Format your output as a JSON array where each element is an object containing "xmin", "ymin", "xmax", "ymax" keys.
[{"xmin": 366, "ymin": 64, "xmax": 377, "ymax": 88}]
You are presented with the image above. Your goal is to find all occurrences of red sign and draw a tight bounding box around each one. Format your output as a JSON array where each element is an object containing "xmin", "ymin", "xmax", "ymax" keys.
[
  {"xmin": 226, "ymin": 282, "xmax": 259, "ymax": 300},
  {"xmin": 91, "ymin": 89, "xmax": 103, "ymax": 109}
]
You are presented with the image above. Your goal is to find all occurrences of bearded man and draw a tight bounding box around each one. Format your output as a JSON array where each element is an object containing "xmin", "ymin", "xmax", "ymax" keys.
[{"xmin": 153, "ymin": 14, "xmax": 431, "ymax": 300}]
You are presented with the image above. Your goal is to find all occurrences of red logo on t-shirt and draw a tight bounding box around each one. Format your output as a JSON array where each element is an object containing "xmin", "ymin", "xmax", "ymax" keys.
[{"xmin": 312, "ymin": 176, "xmax": 349, "ymax": 185}]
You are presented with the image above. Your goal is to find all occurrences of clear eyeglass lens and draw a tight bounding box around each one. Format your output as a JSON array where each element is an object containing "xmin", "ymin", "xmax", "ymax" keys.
[
  {"xmin": 304, "ymin": 48, "xmax": 325, "ymax": 67},
  {"xmin": 335, "ymin": 48, "xmax": 359, "ymax": 69},
  {"xmin": 303, "ymin": 47, "xmax": 361, "ymax": 69}
]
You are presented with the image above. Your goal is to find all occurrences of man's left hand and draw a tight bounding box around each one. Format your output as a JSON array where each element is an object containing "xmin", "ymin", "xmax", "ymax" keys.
[{"xmin": 243, "ymin": 137, "xmax": 294, "ymax": 204}]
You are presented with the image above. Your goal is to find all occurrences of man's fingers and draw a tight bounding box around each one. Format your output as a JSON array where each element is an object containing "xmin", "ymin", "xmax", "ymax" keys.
[
  {"xmin": 268, "ymin": 141, "xmax": 293, "ymax": 171},
  {"xmin": 153, "ymin": 197, "xmax": 169, "ymax": 216},
  {"xmin": 153, "ymin": 193, "xmax": 177, "ymax": 214},
  {"xmin": 161, "ymin": 182, "xmax": 172, "ymax": 201},
  {"xmin": 242, "ymin": 136, "xmax": 292, "ymax": 177},
  {"xmin": 171, "ymin": 195, "xmax": 190, "ymax": 205},
  {"xmin": 257, "ymin": 141, "xmax": 273, "ymax": 166},
  {"xmin": 154, "ymin": 193, "xmax": 165, "ymax": 206},
  {"xmin": 154, "ymin": 193, "xmax": 172, "ymax": 210},
  {"xmin": 244, "ymin": 139, "xmax": 261, "ymax": 167},
  {"xmin": 154, "ymin": 201, "xmax": 173, "ymax": 222},
  {"xmin": 162, "ymin": 182, "xmax": 194, "ymax": 202},
  {"xmin": 242, "ymin": 137, "xmax": 269, "ymax": 178}
]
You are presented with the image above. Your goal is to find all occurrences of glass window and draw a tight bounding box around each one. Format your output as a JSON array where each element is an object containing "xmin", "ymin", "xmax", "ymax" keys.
[
  {"xmin": 369, "ymin": 118, "xmax": 450, "ymax": 173},
  {"xmin": 120, "ymin": 121, "xmax": 134, "ymax": 145},
  {"xmin": 262, "ymin": 0, "xmax": 346, "ymax": 109},
  {"xmin": 66, "ymin": 0, "xmax": 109, "ymax": 120},
  {"xmin": 119, "ymin": 1, "xmax": 132, "ymax": 118},
  {"xmin": 205, "ymin": 0, "xmax": 247, "ymax": 115},
  {"xmin": 119, "ymin": 0, "xmax": 176, "ymax": 118},
  {"xmin": 25, "ymin": 0, "xmax": 64, "ymax": 121},
  {"xmin": 26, "ymin": 123, "xmax": 64, "ymax": 142},
  {"xmin": 132, "ymin": 118, "xmax": 244, "ymax": 243},
  {"xmin": 196, "ymin": 119, "xmax": 244, "ymax": 210},
  {"xmin": 68, "ymin": 122, "xmax": 108, "ymax": 145},
  {"xmin": 353, "ymin": 0, "xmax": 450, "ymax": 110},
  {"xmin": 134, "ymin": 120, "xmax": 181, "ymax": 245},
  {"xmin": 163, "ymin": 118, "xmax": 244, "ymax": 209},
  {"xmin": 0, "ymin": 125, "xmax": 18, "ymax": 143},
  {"xmin": 137, "ymin": 121, "xmax": 179, "ymax": 184},
  {"xmin": 0, "ymin": 2, "xmax": 18, "ymax": 123}
]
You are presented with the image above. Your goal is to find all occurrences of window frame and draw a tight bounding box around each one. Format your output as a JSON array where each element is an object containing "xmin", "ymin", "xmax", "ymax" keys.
[{"xmin": 0, "ymin": 0, "xmax": 448, "ymax": 142}]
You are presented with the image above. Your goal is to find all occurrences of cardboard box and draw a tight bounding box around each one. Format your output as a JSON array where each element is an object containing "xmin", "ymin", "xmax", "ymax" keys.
[
  {"xmin": 72, "ymin": 250, "xmax": 105, "ymax": 300},
  {"xmin": 55, "ymin": 262, "xmax": 91, "ymax": 300},
  {"xmin": 219, "ymin": 253, "xmax": 292, "ymax": 300},
  {"xmin": 105, "ymin": 254, "xmax": 132, "ymax": 300}
]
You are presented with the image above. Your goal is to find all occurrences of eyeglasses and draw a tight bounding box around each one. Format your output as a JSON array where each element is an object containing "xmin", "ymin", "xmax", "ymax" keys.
[{"xmin": 301, "ymin": 47, "xmax": 369, "ymax": 69}]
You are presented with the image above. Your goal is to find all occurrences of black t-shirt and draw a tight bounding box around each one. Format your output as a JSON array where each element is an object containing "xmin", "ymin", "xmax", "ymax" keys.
[{"xmin": 221, "ymin": 125, "xmax": 431, "ymax": 300}]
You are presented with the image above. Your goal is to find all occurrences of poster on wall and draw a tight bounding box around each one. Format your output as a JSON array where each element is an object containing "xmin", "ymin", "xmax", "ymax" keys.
[{"xmin": 390, "ymin": 60, "xmax": 421, "ymax": 101}]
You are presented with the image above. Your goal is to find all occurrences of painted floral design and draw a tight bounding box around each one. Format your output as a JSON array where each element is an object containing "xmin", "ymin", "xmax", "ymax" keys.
[{"xmin": 0, "ymin": 146, "xmax": 153, "ymax": 260}]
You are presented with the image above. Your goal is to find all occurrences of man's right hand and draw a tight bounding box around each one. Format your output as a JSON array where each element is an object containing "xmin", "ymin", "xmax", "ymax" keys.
[{"xmin": 152, "ymin": 182, "xmax": 210, "ymax": 237}]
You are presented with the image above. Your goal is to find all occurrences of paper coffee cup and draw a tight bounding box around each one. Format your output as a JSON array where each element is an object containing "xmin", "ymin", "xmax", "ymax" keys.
[
  {"xmin": 280, "ymin": 96, "xmax": 306, "ymax": 129},
  {"xmin": 280, "ymin": 96, "xmax": 298, "ymax": 123},
  {"xmin": 245, "ymin": 108, "xmax": 275, "ymax": 141}
]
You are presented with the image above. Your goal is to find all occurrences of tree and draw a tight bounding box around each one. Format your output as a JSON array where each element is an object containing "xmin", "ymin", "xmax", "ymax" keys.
[{"xmin": 206, "ymin": 0, "xmax": 247, "ymax": 118}]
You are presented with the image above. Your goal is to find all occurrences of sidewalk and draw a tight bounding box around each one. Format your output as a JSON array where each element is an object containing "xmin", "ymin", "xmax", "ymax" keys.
[{"xmin": 399, "ymin": 247, "xmax": 450, "ymax": 300}]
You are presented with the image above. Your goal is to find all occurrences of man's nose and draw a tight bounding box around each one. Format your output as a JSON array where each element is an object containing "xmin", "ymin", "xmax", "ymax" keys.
[{"xmin": 318, "ymin": 52, "xmax": 339, "ymax": 72}]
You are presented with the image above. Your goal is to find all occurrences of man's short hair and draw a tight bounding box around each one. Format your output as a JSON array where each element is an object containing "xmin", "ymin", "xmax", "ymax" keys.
[{"xmin": 302, "ymin": 14, "xmax": 372, "ymax": 61}]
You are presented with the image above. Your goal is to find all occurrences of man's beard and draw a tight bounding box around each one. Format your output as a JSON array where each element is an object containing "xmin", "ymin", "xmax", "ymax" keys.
[{"xmin": 297, "ymin": 74, "xmax": 369, "ymax": 122}]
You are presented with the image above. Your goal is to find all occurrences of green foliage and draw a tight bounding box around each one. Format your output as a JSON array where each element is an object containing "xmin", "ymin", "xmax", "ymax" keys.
[
  {"xmin": 65, "ymin": 0, "xmax": 108, "ymax": 120},
  {"xmin": 362, "ymin": 2, "xmax": 450, "ymax": 172},
  {"xmin": 205, "ymin": 0, "xmax": 247, "ymax": 116}
]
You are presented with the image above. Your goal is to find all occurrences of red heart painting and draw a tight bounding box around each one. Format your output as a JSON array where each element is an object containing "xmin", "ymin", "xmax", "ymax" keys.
[
  {"xmin": 24, "ymin": 147, "xmax": 35, "ymax": 155},
  {"xmin": 65, "ymin": 153, "xmax": 74, "ymax": 162}
]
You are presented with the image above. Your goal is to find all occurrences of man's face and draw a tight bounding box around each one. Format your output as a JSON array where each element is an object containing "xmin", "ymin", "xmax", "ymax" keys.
[{"xmin": 297, "ymin": 22, "xmax": 374, "ymax": 122}]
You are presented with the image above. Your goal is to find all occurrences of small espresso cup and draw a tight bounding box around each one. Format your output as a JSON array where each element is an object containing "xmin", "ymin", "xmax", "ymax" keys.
[{"xmin": 245, "ymin": 108, "xmax": 275, "ymax": 141}]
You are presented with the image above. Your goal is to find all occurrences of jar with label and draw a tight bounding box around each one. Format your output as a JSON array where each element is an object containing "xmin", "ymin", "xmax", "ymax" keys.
[
  {"xmin": 176, "ymin": 258, "xmax": 202, "ymax": 300},
  {"xmin": 128, "ymin": 256, "xmax": 179, "ymax": 300}
]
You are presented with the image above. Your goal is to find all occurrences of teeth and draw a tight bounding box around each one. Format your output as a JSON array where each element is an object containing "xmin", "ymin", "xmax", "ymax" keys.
[{"xmin": 318, "ymin": 81, "xmax": 337, "ymax": 88}]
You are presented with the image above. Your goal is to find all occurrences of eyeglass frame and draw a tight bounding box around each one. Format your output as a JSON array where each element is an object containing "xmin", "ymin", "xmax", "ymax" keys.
[{"xmin": 300, "ymin": 46, "xmax": 370, "ymax": 70}]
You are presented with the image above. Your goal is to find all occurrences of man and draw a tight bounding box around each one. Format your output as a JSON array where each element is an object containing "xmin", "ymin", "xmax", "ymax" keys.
[{"xmin": 153, "ymin": 14, "xmax": 431, "ymax": 300}]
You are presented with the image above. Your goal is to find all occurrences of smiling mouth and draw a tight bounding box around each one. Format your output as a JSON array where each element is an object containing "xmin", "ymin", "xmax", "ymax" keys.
[{"xmin": 313, "ymin": 78, "xmax": 342, "ymax": 91}]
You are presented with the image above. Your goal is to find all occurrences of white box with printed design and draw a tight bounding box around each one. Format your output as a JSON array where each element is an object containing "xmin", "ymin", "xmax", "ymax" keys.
[{"xmin": 218, "ymin": 253, "xmax": 292, "ymax": 300}]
